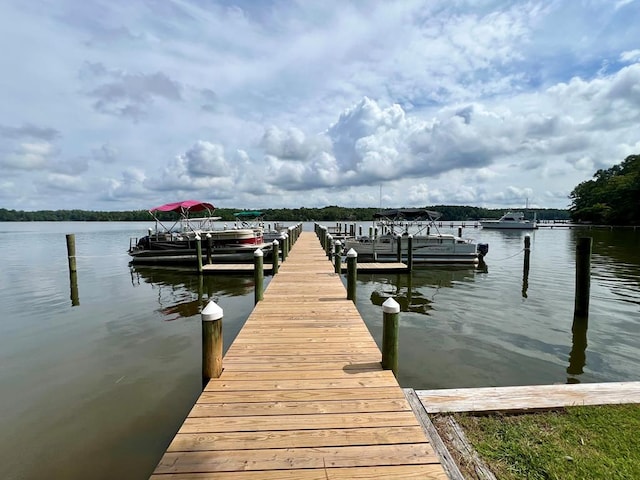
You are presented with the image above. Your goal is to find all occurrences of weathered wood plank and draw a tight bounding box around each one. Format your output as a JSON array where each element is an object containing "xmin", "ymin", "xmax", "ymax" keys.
[
  {"xmin": 166, "ymin": 425, "xmax": 427, "ymax": 451},
  {"xmin": 198, "ymin": 386, "xmax": 408, "ymax": 403},
  {"xmin": 403, "ymin": 389, "xmax": 466, "ymax": 480},
  {"xmin": 178, "ymin": 411, "xmax": 423, "ymax": 434},
  {"xmin": 417, "ymin": 381, "xmax": 640, "ymax": 413},
  {"xmin": 154, "ymin": 444, "xmax": 438, "ymax": 473},
  {"xmin": 151, "ymin": 464, "xmax": 448, "ymax": 479},
  {"xmin": 189, "ymin": 398, "xmax": 411, "ymax": 416}
]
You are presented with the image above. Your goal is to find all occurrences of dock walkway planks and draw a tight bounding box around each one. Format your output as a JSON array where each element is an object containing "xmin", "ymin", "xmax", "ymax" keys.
[{"xmin": 151, "ymin": 231, "xmax": 447, "ymax": 479}]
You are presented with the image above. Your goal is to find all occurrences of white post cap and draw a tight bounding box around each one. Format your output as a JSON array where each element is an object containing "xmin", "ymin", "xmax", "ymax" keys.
[
  {"xmin": 347, "ymin": 248, "xmax": 358, "ymax": 258},
  {"xmin": 272, "ymin": 239, "xmax": 279, "ymax": 246},
  {"xmin": 382, "ymin": 297, "xmax": 400, "ymax": 314},
  {"xmin": 206, "ymin": 233, "xmax": 212, "ymax": 238},
  {"xmin": 335, "ymin": 240, "xmax": 341, "ymax": 246},
  {"xmin": 195, "ymin": 234, "xmax": 201, "ymax": 241},
  {"xmin": 201, "ymin": 300, "xmax": 223, "ymax": 321},
  {"xmin": 254, "ymin": 248, "xmax": 263, "ymax": 257}
]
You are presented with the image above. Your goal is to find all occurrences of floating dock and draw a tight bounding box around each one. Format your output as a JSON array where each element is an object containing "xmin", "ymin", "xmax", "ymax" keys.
[{"xmin": 151, "ymin": 231, "xmax": 446, "ymax": 479}]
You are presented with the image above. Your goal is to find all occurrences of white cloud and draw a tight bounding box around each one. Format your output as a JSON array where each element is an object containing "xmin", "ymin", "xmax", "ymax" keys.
[{"xmin": 0, "ymin": 0, "xmax": 638, "ymax": 210}]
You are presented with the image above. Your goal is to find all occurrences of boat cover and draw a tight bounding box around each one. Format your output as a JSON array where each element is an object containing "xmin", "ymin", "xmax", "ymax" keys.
[
  {"xmin": 149, "ymin": 200, "xmax": 215, "ymax": 213},
  {"xmin": 234, "ymin": 211, "xmax": 263, "ymax": 219}
]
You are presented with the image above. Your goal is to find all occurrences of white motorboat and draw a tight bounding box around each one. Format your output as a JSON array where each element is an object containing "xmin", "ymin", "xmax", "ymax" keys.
[
  {"xmin": 480, "ymin": 211, "xmax": 538, "ymax": 230},
  {"xmin": 128, "ymin": 200, "xmax": 272, "ymax": 264},
  {"xmin": 342, "ymin": 209, "xmax": 488, "ymax": 264}
]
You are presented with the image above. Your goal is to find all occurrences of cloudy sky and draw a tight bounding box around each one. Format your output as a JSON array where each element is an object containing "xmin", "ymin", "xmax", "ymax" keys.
[{"xmin": 1, "ymin": 0, "xmax": 639, "ymax": 212}]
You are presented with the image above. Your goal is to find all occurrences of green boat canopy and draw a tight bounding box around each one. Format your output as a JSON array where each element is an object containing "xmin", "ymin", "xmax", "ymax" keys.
[{"xmin": 234, "ymin": 211, "xmax": 264, "ymax": 219}]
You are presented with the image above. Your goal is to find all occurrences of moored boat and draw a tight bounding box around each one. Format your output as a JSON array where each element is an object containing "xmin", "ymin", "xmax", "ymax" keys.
[
  {"xmin": 342, "ymin": 209, "xmax": 488, "ymax": 264},
  {"xmin": 128, "ymin": 200, "xmax": 272, "ymax": 265}
]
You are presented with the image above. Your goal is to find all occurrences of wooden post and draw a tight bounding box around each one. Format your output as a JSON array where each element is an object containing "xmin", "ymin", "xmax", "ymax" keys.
[
  {"xmin": 396, "ymin": 235, "xmax": 402, "ymax": 262},
  {"xmin": 272, "ymin": 240, "xmax": 279, "ymax": 274},
  {"xmin": 326, "ymin": 234, "xmax": 333, "ymax": 259},
  {"xmin": 334, "ymin": 240, "xmax": 342, "ymax": 273},
  {"xmin": 458, "ymin": 227, "xmax": 462, "ymax": 237},
  {"xmin": 522, "ymin": 234, "xmax": 531, "ymax": 298},
  {"xmin": 359, "ymin": 225, "xmax": 362, "ymax": 236},
  {"xmin": 206, "ymin": 233, "xmax": 212, "ymax": 264},
  {"xmin": 407, "ymin": 235, "xmax": 414, "ymax": 271},
  {"xmin": 195, "ymin": 235, "xmax": 203, "ymax": 273},
  {"xmin": 66, "ymin": 234, "xmax": 79, "ymax": 306},
  {"xmin": 66, "ymin": 234, "xmax": 77, "ymax": 273},
  {"xmin": 381, "ymin": 297, "xmax": 400, "ymax": 376},
  {"xmin": 282, "ymin": 234, "xmax": 288, "ymax": 262},
  {"xmin": 347, "ymin": 248, "xmax": 357, "ymax": 301},
  {"xmin": 574, "ymin": 237, "xmax": 592, "ymax": 318},
  {"xmin": 254, "ymin": 249, "xmax": 264, "ymax": 305},
  {"xmin": 202, "ymin": 300, "xmax": 223, "ymax": 389}
]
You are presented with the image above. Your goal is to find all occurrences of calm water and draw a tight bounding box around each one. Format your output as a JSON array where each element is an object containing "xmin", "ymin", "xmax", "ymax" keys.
[{"xmin": 1, "ymin": 221, "xmax": 639, "ymax": 479}]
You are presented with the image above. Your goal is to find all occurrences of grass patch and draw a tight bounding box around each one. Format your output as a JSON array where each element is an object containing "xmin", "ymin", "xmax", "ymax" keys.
[{"xmin": 451, "ymin": 404, "xmax": 640, "ymax": 479}]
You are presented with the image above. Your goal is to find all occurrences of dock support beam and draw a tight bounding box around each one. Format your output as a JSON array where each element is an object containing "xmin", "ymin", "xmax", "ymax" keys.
[
  {"xmin": 347, "ymin": 248, "xmax": 357, "ymax": 301},
  {"xmin": 254, "ymin": 249, "xmax": 264, "ymax": 305},
  {"xmin": 382, "ymin": 297, "xmax": 400, "ymax": 376},
  {"xmin": 202, "ymin": 301, "xmax": 223, "ymax": 388}
]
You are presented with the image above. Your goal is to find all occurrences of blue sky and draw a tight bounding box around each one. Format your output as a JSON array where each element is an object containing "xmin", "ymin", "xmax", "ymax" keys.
[{"xmin": 1, "ymin": 0, "xmax": 639, "ymax": 211}]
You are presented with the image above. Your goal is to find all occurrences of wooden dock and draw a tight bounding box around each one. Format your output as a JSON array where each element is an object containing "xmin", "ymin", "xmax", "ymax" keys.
[{"xmin": 151, "ymin": 231, "xmax": 447, "ymax": 479}]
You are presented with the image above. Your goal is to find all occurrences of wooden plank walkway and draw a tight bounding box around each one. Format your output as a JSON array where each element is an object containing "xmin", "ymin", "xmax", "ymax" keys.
[
  {"xmin": 151, "ymin": 231, "xmax": 447, "ymax": 479},
  {"xmin": 416, "ymin": 381, "xmax": 640, "ymax": 413},
  {"xmin": 202, "ymin": 262, "xmax": 406, "ymax": 273}
]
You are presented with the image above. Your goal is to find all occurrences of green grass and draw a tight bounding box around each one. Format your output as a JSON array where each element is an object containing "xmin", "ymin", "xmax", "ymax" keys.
[{"xmin": 454, "ymin": 404, "xmax": 640, "ymax": 479}]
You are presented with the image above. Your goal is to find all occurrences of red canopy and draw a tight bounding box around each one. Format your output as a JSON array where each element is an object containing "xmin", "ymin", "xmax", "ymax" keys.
[{"xmin": 149, "ymin": 200, "xmax": 215, "ymax": 213}]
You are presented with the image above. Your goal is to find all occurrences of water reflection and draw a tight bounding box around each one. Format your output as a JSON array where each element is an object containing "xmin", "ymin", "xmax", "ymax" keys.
[
  {"xmin": 129, "ymin": 266, "xmax": 255, "ymax": 320},
  {"xmin": 367, "ymin": 266, "xmax": 479, "ymax": 315},
  {"xmin": 567, "ymin": 314, "xmax": 588, "ymax": 383}
]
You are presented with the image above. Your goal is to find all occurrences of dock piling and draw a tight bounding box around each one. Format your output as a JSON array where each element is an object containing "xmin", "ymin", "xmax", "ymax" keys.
[
  {"xmin": 407, "ymin": 235, "xmax": 414, "ymax": 271},
  {"xmin": 382, "ymin": 297, "xmax": 400, "ymax": 376},
  {"xmin": 347, "ymin": 248, "xmax": 357, "ymax": 301},
  {"xmin": 66, "ymin": 234, "xmax": 80, "ymax": 306},
  {"xmin": 272, "ymin": 240, "xmax": 279, "ymax": 274},
  {"xmin": 201, "ymin": 300, "xmax": 223, "ymax": 388},
  {"xmin": 522, "ymin": 234, "xmax": 531, "ymax": 298},
  {"xmin": 206, "ymin": 233, "xmax": 212, "ymax": 264},
  {"xmin": 195, "ymin": 235, "xmax": 203, "ymax": 273},
  {"xmin": 334, "ymin": 240, "xmax": 342, "ymax": 273},
  {"xmin": 254, "ymin": 249, "xmax": 264, "ymax": 304},
  {"xmin": 65, "ymin": 233, "xmax": 77, "ymax": 273},
  {"xmin": 574, "ymin": 237, "xmax": 592, "ymax": 317}
]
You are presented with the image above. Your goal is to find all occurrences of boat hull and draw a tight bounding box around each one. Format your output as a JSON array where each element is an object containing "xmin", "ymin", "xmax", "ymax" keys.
[
  {"xmin": 128, "ymin": 228, "xmax": 272, "ymax": 265},
  {"xmin": 343, "ymin": 235, "xmax": 481, "ymax": 264}
]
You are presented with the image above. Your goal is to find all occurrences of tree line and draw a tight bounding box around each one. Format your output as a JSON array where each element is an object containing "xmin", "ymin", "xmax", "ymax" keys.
[
  {"xmin": 569, "ymin": 154, "xmax": 640, "ymax": 225},
  {"xmin": 0, "ymin": 205, "xmax": 569, "ymax": 222}
]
